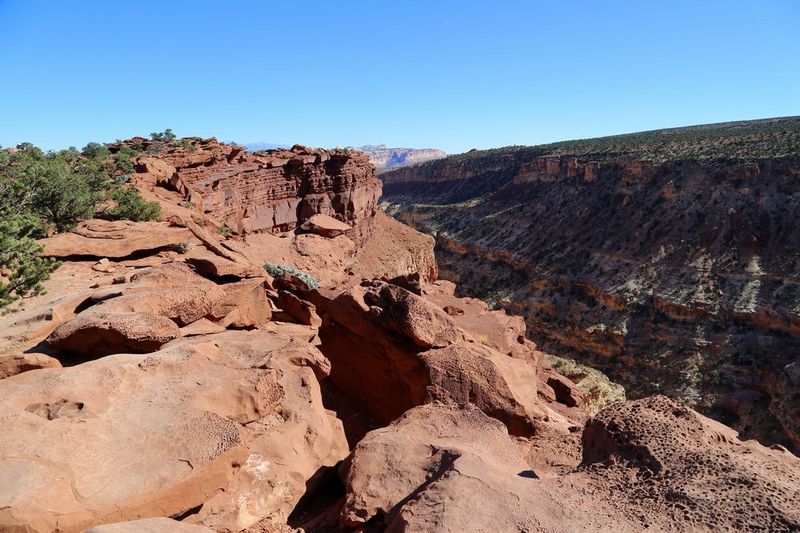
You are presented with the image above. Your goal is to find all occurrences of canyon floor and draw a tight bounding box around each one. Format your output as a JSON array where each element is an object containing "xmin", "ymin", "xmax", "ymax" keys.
[{"xmin": 1, "ymin": 136, "xmax": 799, "ymax": 532}]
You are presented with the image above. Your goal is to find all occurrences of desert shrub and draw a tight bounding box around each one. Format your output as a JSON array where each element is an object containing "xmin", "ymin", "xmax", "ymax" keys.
[
  {"xmin": 218, "ymin": 224, "xmax": 233, "ymax": 237},
  {"xmin": 106, "ymin": 187, "xmax": 161, "ymax": 222},
  {"xmin": 264, "ymin": 262, "xmax": 319, "ymax": 288},
  {"xmin": 29, "ymin": 158, "xmax": 108, "ymax": 232},
  {"xmin": 0, "ymin": 213, "xmax": 60, "ymax": 312},
  {"xmin": 150, "ymin": 129, "xmax": 176, "ymax": 142},
  {"xmin": 174, "ymin": 242, "xmax": 190, "ymax": 254},
  {"xmin": 81, "ymin": 142, "xmax": 110, "ymax": 160}
]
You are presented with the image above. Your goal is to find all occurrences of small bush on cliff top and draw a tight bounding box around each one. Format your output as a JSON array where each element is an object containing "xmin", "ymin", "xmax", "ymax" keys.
[
  {"xmin": 106, "ymin": 187, "xmax": 161, "ymax": 222},
  {"xmin": 264, "ymin": 263, "xmax": 319, "ymax": 289}
]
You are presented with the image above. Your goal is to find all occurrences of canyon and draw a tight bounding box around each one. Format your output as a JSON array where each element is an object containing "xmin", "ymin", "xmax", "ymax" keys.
[
  {"xmin": 0, "ymin": 134, "xmax": 798, "ymax": 532},
  {"xmin": 382, "ymin": 117, "xmax": 800, "ymax": 454}
]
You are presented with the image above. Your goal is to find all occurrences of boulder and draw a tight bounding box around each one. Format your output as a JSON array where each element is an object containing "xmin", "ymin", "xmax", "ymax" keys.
[
  {"xmin": 179, "ymin": 318, "xmax": 226, "ymax": 337},
  {"xmin": 186, "ymin": 250, "xmax": 263, "ymax": 279},
  {"xmin": 208, "ymin": 278, "xmax": 271, "ymax": 328},
  {"xmin": 46, "ymin": 312, "xmax": 180, "ymax": 356},
  {"xmin": 340, "ymin": 403, "xmax": 537, "ymax": 530},
  {"xmin": 39, "ymin": 220, "xmax": 195, "ymax": 259},
  {"xmin": 300, "ymin": 214, "xmax": 352, "ymax": 238},
  {"xmin": 92, "ymin": 263, "xmax": 227, "ymax": 326},
  {"xmin": 276, "ymin": 290, "xmax": 321, "ymax": 327},
  {"xmin": 0, "ymin": 353, "xmax": 62, "ymax": 379}
]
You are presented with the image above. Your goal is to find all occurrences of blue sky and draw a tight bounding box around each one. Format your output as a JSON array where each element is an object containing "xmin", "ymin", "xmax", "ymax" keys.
[{"xmin": 1, "ymin": 0, "xmax": 798, "ymax": 154}]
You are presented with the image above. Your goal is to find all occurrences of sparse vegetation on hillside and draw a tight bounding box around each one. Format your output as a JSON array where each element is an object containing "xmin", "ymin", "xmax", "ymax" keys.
[
  {"xmin": 416, "ymin": 116, "xmax": 800, "ymax": 166},
  {"xmin": 0, "ymin": 134, "xmax": 172, "ymax": 310}
]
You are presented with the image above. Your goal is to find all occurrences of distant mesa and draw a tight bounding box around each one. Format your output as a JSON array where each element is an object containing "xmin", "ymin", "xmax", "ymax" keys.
[
  {"xmin": 232, "ymin": 142, "xmax": 291, "ymax": 151},
  {"xmin": 354, "ymin": 144, "xmax": 447, "ymax": 173}
]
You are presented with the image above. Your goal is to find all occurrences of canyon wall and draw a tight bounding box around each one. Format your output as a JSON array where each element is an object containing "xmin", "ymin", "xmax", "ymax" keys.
[{"xmin": 383, "ymin": 152, "xmax": 800, "ymax": 452}]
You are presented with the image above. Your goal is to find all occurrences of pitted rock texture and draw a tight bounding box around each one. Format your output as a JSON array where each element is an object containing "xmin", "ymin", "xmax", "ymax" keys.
[
  {"xmin": 112, "ymin": 137, "xmax": 381, "ymax": 243},
  {"xmin": 336, "ymin": 398, "xmax": 800, "ymax": 532},
  {"xmin": 383, "ymin": 150, "xmax": 800, "ymax": 452}
]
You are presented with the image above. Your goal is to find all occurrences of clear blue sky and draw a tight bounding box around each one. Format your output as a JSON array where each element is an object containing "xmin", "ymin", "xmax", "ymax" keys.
[{"xmin": 1, "ymin": 0, "xmax": 798, "ymax": 154}]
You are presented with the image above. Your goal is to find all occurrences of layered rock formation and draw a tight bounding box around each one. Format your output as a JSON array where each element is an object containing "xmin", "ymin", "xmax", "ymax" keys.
[
  {"xmin": 111, "ymin": 137, "xmax": 381, "ymax": 243},
  {"xmin": 382, "ymin": 130, "xmax": 800, "ymax": 453},
  {"xmin": 1, "ymin": 132, "xmax": 799, "ymax": 532},
  {"xmin": 355, "ymin": 144, "xmax": 447, "ymax": 173}
]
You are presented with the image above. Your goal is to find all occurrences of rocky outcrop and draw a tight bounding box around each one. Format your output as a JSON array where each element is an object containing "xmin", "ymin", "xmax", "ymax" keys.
[
  {"xmin": 337, "ymin": 397, "xmax": 800, "ymax": 532},
  {"xmin": 382, "ymin": 152, "xmax": 800, "ymax": 453},
  {"xmin": 0, "ymin": 353, "xmax": 61, "ymax": 379},
  {"xmin": 355, "ymin": 145, "xmax": 447, "ymax": 172},
  {"xmin": 318, "ymin": 280, "xmax": 583, "ymax": 438},
  {"xmin": 39, "ymin": 219, "xmax": 196, "ymax": 259},
  {"xmin": 47, "ymin": 311, "xmax": 180, "ymax": 356},
  {"xmin": 111, "ymin": 138, "xmax": 381, "ymax": 243}
]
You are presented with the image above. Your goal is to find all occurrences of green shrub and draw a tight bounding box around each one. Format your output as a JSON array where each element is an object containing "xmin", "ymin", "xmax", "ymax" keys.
[
  {"xmin": 107, "ymin": 187, "xmax": 161, "ymax": 222},
  {"xmin": 0, "ymin": 213, "xmax": 60, "ymax": 312},
  {"xmin": 264, "ymin": 263, "xmax": 319, "ymax": 288},
  {"xmin": 29, "ymin": 158, "xmax": 108, "ymax": 232},
  {"xmin": 218, "ymin": 224, "xmax": 233, "ymax": 238}
]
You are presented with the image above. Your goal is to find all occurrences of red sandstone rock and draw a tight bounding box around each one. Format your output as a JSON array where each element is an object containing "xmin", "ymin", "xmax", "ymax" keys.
[
  {"xmin": 337, "ymin": 397, "xmax": 800, "ymax": 532},
  {"xmin": 39, "ymin": 220, "xmax": 196, "ymax": 259},
  {"xmin": 319, "ymin": 282, "xmax": 562, "ymax": 436},
  {"xmin": 276, "ymin": 290, "xmax": 322, "ymax": 327},
  {"xmin": 0, "ymin": 352, "xmax": 62, "ymax": 379},
  {"xmin": 46, "ymin": 311, "xmax": 180, "ymax": 356},
  {"xmin": 118, "ymin": 138, "xmax": 381, "ymax": 244},
  {"xmin": 208, "ymin": 277, "xmax": 271, "ymax": 328},
  {"xmin": 185, "ymin": 250, "xmax": 263, "ymax": 279},
  {"xmin": 0, "ymin": 332, "xmax": 347, "ymax": 532},
  {"xmin": 340, "ymin": 402, "xmax": 532, "ymax": 528},
  {"xmin": 300, "ymin": 213, "xmax": 352, "ymax": 238}
]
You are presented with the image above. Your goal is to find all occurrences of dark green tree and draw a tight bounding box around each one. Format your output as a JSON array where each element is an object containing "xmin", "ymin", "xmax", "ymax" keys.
[
  {"xmin": 0, "ymin": 212, "xmax": 60, "ymax": 311},
  {"xmin": 107, "ymin": 187, "xmax": 161, "ymax": 222}
]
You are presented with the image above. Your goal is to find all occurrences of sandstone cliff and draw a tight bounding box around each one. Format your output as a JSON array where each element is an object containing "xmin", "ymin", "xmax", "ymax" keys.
[
  {"xmin": 381, "ymin": 117, "xmax": 800, "ymax": 453},
  {"xmin": 111, "ymin": 137, "xmax": 381, "ymax": 244}
]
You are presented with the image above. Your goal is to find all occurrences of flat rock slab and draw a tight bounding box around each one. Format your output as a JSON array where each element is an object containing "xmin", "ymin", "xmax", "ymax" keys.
[
  {"xmin": 39, "ymin": 219, "xmax": 195, "ymax": 258},
  {"xmin": 300, "ymin": 214, "xmax": 352, "ymax": 238}
]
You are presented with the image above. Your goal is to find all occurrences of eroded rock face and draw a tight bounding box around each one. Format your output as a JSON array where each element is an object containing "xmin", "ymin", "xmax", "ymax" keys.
[
  {"xmin": 580, "ymin": 395, "xmax": 800, "ymax": 531},
  {"xmin": 0, "ymin": 332, "xmax": 347, "ymax": 532},
  {"xmin": 113, "ymin": 138, "xmax": 381, "ymax": 244},
  {"xmin": 46, "ymin": 311, "xmax": 180, "ymax": 356},
  {"xmin": 3, "ymin": 133, "xmax": 799, "ymax": 533},
  {"xmin": 383, "ymin": 152, "xmax": 800, "ymax": 451},
  {"xmin": 340, "ymin": 403, "xmax": 533, "ymax": 528},
  {"xmin": 338, "ymin": 398, "xmax": 800, "ymax": 532},
  {"xmin": 319, "ymin": 280, "xmax": 580, "ymax": 437}
]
